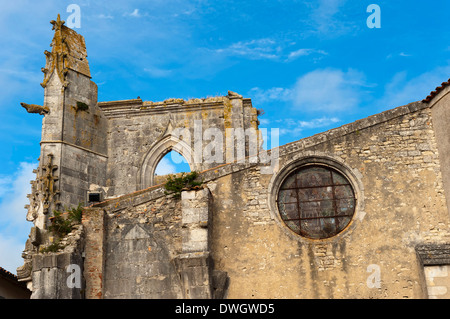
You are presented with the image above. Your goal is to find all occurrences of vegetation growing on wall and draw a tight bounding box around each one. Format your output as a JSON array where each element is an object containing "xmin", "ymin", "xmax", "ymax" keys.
[
  {"xmin": 164, "ymin": 171, "xmax": 203, "ymax": 198},
  {"xmin": 40, "ymin": 204, "xmax": 83, "ymax": 253},
  {"xmin": 75, "ymin": 101, "xmax": 89, "ymax": 112}
]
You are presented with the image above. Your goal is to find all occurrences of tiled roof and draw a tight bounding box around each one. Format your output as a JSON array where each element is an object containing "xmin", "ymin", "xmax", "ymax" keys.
[
  {"xmin": 0, "ymin": 266, "xmax": 18, "ymax": 281},
  {"xmin": 422, "ymin": 78, "xmax": 450, "ymax": 103}
]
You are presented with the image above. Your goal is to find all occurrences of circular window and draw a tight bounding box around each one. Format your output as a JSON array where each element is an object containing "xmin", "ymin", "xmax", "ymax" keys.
[{"xmin": 277, "ymin": 165, "xmax": 356, "ymax": 239}]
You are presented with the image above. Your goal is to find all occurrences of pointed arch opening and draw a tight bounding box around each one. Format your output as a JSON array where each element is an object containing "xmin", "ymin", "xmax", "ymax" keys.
[
  {"xmin": 154, "ymin": 150, "xmax": 191, "ymax": 185},
  {"xmin": 138, "ymin": 135, "xmax": 195, "ymax": 189}
]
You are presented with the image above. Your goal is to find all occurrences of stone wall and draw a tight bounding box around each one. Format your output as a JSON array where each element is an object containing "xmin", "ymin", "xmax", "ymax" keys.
[
  {"xmin": 207, "ymin": 101, "xmax": 450, "ymax": 299},
  {"xmin": 82, "ymin": 185, "xmax": 228, "ymax": 299},
  {"xmin": 29, "ymin": 224, "xmax": 85, "ymax": 299},
  {"xmin": 102, "ymin": 193, "xmax": 184, "ymax": 298},
  {"xmin": 30, "ymin": 98, "xmax": 450, "ymax": 299},
  {"xmin": 429, "ymin": 85, "xmax": 450, "ymax": 218},
  {"xmin": 80, "ymin": 99, "xmax": 450, "ymax": 299}
]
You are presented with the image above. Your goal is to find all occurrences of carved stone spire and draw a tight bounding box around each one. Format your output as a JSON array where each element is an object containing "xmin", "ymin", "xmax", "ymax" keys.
[{"xmin": 41, "ymin": 14, "xmax": 91, "ymax": 89}]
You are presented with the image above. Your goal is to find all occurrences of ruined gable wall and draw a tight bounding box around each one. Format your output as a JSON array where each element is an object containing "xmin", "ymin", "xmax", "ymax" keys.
[
  {"xmin": 99, "ymin": 95, "xmax": 258, "ymax": 197},
  {"xmin": 101, "ymin": 100, "xmax": 224, "ymax": 197},
  {"xmin": 208, "ymin": 101, "xmax": 450, "ymax": 299}
]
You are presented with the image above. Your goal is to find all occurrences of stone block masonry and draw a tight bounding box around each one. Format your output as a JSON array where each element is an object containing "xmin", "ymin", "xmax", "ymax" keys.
[{"xmin": 81, "ymin": 185, "xmax": 227, "ymax": 299}]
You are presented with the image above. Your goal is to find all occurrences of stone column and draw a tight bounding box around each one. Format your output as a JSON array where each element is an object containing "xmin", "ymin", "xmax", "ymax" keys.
[
  {"xmin": 173, "ymin": 187, "xmax": 215, "ymax": 299},
  {"xmin": 82, "ymin": 207, "xmax": 106, "ymax": 299}
]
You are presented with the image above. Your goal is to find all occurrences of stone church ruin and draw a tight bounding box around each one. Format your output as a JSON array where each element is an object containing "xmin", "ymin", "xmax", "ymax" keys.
[{"xmin": 16, "ymin": 15, "xmax": 450, "ymax": 299}]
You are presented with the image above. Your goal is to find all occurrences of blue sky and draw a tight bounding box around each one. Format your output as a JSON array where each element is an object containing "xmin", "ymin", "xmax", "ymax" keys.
[{"xmin": 0, "ymin": 0, "xmax": 449, "ymax": 273}]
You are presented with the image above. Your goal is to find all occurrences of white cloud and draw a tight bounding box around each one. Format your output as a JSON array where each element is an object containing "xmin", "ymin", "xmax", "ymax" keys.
[
  {"xmin": 307, "ymin": 0, "xmax": 354, "ymax": 36},
  {"xmin": 0, "ymin": 176, "xmax": 13, "ymax": 198},
  {"xmin": 124, "ymin": 9, "xmax": 146, "ymax": 18},
  {"xmin": 286, "ymin": 48, "xmax": 327, "ymax": 62},
  {"xmin": 291, "ymin": 68, "xmax": 368, "ymax": 113},
  {"xmin": 258, "ymin": 118, "xmax": 271, "ymax": 126},
  {"xmin": 0, "ymin": 162, "xmax": 37, "ymax": 274},
  {"xmin": 249, "ymin": 68, "xmax": 371, "ymax": 115},
  {"xmin": 0, "ymin": 162, "xmax": 36, "ymax": 227},
  {"xmin": 386, "ymin": 52, "xmax": 412, "ymax": 59},
  {"xmin": 130, "ymin": 9, "xmax": 140, "ymax": 17},
  {"xmin": 154, "ymin": 157, "xmax": 176, "ymax": 175},
  {"xmin": 0, "ymin": 234, "xmax": 27, "ymax": 274},
  {"xmin": 143, "ymin": 66, "xmax": 173, "ymax": 78},
  {"xmin": 122, "ymin": 8, "xmax": 145, "ymax": 18}
]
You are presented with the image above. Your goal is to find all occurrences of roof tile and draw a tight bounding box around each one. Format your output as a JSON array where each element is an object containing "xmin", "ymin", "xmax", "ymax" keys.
[{"xmin": 422, "ymin": 78, "xmax": 450, "ymax": 103}]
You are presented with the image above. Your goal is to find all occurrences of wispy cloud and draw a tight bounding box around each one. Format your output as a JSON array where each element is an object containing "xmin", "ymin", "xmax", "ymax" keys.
[
  {"xmin": 143, "ymin": 66, "xmax": 173, "ymax": 78},
  {"xmin": 0, "ymin": 234, "xmax": 28, "ymax": 274},
  {"xmin": 123, "ymin": 8, "xmax": 148, "ymax": 18},
  {"xmin": 97, "ymin": 13, "xmax": 114, "ymax": 19},
  {"xmin": 286, "ymin": 48, "xmax": 327, "ymax": 62},
  {"xmin": 386, "ymin": 52, "xmax": 412, "ymax": 59},
  {"xmin": 0, "ymin": 162, "xmax": 36, "ymax": 230},
  {"xmin": 249, "ymin": 68, "xmax": 371, "ymax": 114},
  {"xmin": 154, "ymin": 151, "xmax": 189, "ymax": 175},
  {"xmin": 275, "ymin": 117, "xmax": 341, "ymax": 136},
  {"xmin": 377, "ymin": 65, "xmax": 450, "ymax": 110},
  {"xmin": 307, "ymin": 0, "xmax": 355, "ymax": 36},
  {"xmin": 214, "ymin": 38, "xmax": 281, "ymax": 60},
  {"xmin": 0, "ymin": 176, "xmax": 12, "ymax": 198},
  {"xmin": 214, "ymin": 38, "xmax": 327, "ymax": 63},
  {"xmin": 248, "ymin": 87, "xmax": 292, "ymax": 104},
  {"xmin": 291, "ymin": 68, "xmax": 370, "ymax": 113}
]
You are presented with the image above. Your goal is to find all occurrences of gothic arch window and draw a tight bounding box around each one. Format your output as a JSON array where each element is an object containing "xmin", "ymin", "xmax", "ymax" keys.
[
  {"xmin": 138, "ymin": 135, "xmax": 194, "ymax": 189},
  {"xmin": 155, "ymin": 150, "xmax": 190, "ymax": 176}
]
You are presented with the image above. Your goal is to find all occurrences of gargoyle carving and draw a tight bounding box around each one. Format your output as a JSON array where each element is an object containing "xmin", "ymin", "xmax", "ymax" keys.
[{"xmin": 20, "ymin": 102, "xmax": 49, "ymax": 115}]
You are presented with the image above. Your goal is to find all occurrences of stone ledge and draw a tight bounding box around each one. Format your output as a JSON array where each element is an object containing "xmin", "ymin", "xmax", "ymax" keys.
[
  {"xmin": 277, "ymin": 100, "xmax": 429, "ymax": 158},
  {"xmin": 416, "ymin": 244, "xmax": 450, "ymax": 266}
]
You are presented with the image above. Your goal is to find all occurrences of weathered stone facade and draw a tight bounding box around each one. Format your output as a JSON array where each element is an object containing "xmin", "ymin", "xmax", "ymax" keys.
[{"xmin": 17, "ymin": 17, "xmax": 450, "ymax": 299}]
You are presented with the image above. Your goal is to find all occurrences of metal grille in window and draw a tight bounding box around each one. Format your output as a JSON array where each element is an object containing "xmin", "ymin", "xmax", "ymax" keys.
[{"xmin": 277, "ymin": 165, "xmax": 356, "ymax": 239}]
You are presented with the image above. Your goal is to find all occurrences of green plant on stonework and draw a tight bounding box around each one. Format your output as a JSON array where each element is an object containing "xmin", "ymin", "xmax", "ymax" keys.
[
  {"xmin": 40, "ymin": 241, "xmax": 63, "ymax": 253},
  {"xmin": 41, "ymin": 204, "xmax": 84, "ymax": 253},
  {"xmin": 75, "ymin": 101, "xmax": 89, "ymax": 112},
  {"xmin": 164, "ymin": 171, "xmax": 203, "ymax": 198},
  {"xmin": 48, "ymin": 203, "xmax": 83, "ymax": 238}
]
